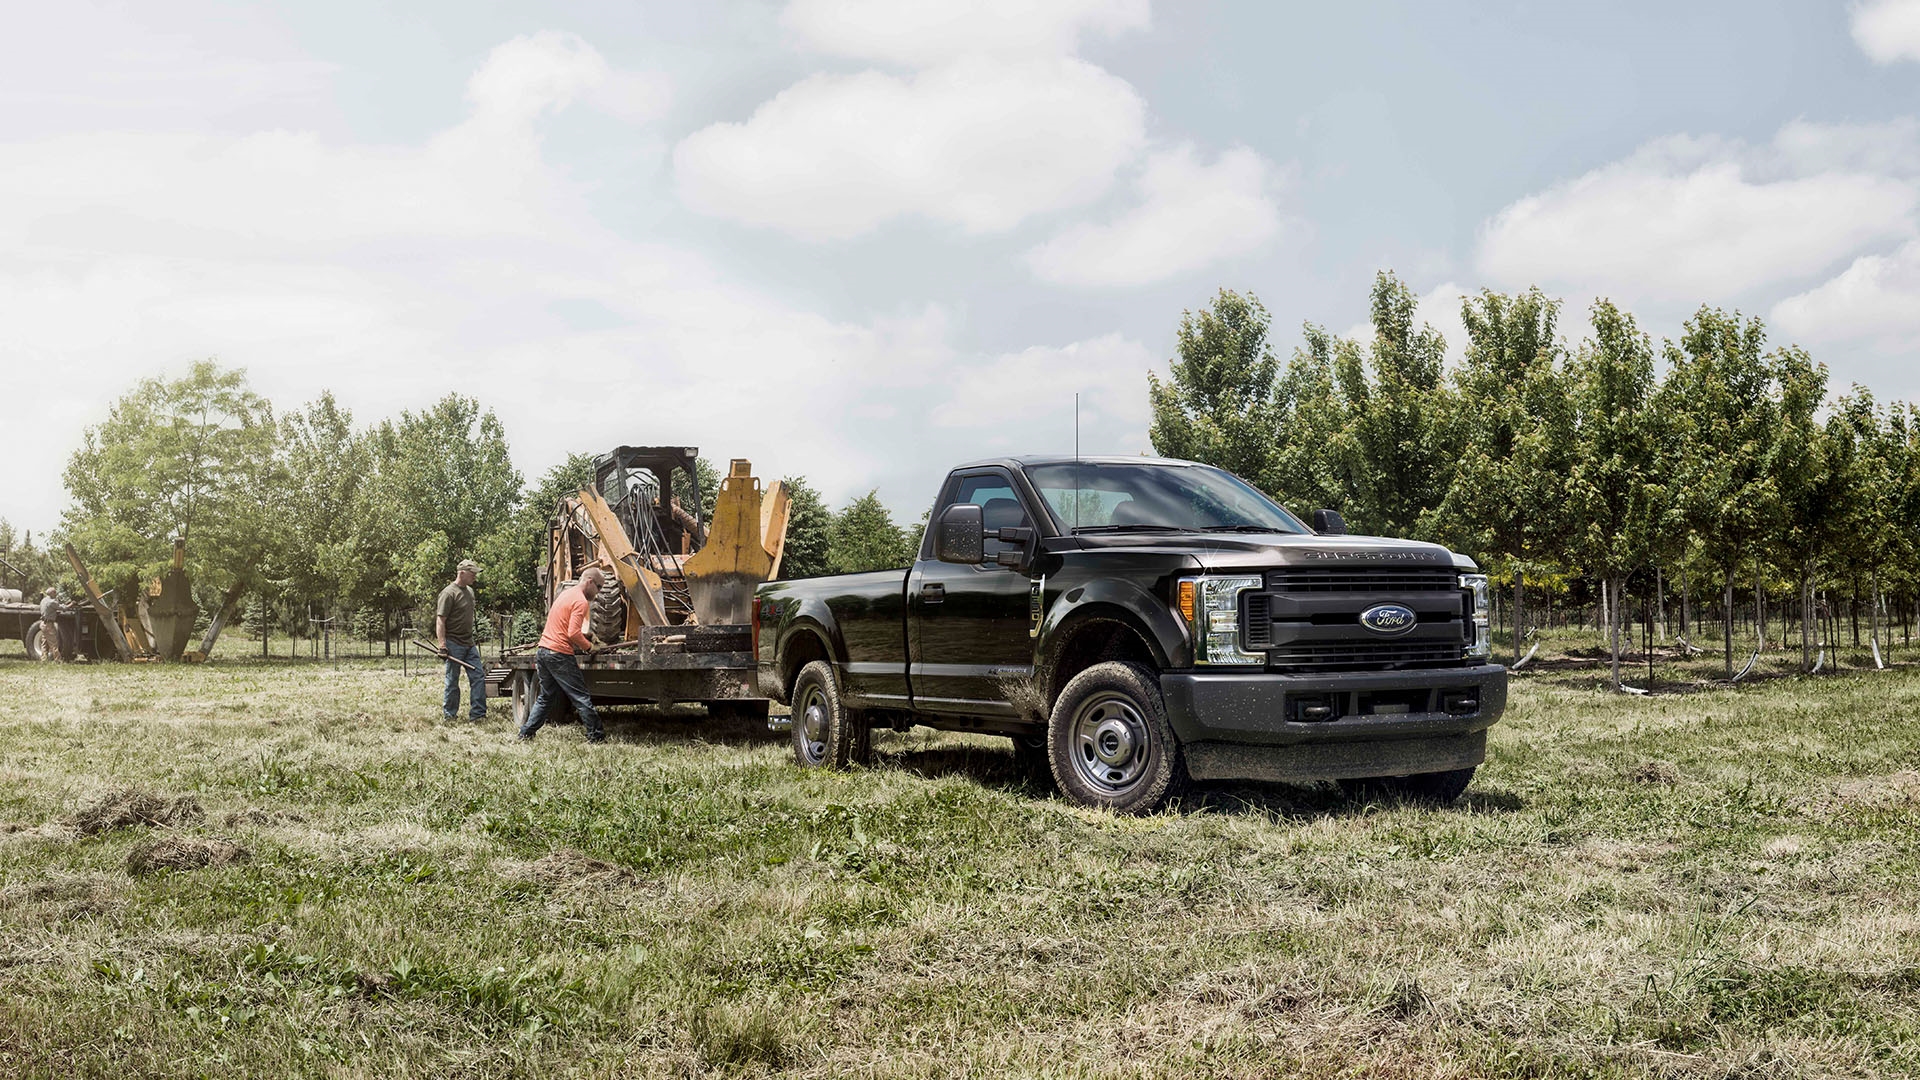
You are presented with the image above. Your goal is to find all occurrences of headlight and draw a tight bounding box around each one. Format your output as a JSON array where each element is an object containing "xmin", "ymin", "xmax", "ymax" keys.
[
  {"xmin": 1461, "ymin": 573, "xmax": 1491, "ymax": 660},
  {"xmin": 1175, "ymin": 574, "xmax": 1264, "ymax": 666}
]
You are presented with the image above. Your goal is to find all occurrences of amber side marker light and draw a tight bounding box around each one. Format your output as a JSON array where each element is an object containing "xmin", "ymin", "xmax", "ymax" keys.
[{"xmin": 1176, "ymin": 580, "xmax": 1196, "ymax": 624}]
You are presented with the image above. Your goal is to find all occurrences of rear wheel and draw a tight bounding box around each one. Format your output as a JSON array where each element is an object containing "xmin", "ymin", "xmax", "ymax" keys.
[
  {"xmin": 1338, "ymin": 767, "xmax": 1477, "ymax": 805},
  {"xmin": 24, "ymin": 624, "xmax": 43, "ymax": 661},
  {"xmin": 1046, "ymin": 661, "xmax": 1183, "ymax": 814},
  {"xmin": 789, "ymin": 661, "xmax": 869, "ymax": 769}
]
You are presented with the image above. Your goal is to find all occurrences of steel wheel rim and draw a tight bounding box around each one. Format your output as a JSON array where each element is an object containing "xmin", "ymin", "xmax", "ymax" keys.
[
  {"xmin": 1069, "ymin": 692, "xmax": 1151, "ymax": 796},
  {"xmin": 796, "ymin": 684, "xmax": 830, "ymax": 765}
]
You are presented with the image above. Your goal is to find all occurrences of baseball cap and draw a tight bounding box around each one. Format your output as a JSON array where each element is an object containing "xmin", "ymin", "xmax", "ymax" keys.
[{"xmin": 457, "ymin": 559, "xmax": 481, "ymax": 576}]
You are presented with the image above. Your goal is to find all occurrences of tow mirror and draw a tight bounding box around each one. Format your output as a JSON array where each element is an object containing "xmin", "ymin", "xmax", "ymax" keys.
[
  {"xmin": 936, "ymin": 504, "xmax": 986, "ymax": 564},
  {"xmin": 1311, "ymin": 509, "xmax": 1347, "ymax": 535}
]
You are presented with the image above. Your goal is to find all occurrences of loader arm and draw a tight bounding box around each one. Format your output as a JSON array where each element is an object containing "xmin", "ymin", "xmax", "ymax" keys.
[{"xmin": 575, "ymin": 486, "xmax": 671, "ymax": 629}]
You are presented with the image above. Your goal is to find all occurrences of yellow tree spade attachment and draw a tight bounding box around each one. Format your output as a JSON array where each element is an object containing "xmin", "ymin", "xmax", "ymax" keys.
[{"xmin": 683, "ymin": 460, "xmax": 790, "ymax": 626}]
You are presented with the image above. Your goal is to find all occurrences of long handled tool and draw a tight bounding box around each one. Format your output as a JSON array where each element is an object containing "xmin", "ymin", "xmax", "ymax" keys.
[{"xmin": 411, "ymin": 638, "xmax": 483, "ymax": 674}]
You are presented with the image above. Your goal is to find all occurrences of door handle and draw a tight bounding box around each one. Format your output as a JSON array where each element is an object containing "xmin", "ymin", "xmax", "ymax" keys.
[{"xmin": 921, "ymin": 583, "xmax": 945, "ymax": 603}]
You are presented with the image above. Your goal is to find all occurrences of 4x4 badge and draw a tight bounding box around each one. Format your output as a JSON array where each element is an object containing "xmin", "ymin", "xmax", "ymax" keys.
[{"xmin": 1359, "ymin": 603, "xmax": 1418, "ymax": 637}]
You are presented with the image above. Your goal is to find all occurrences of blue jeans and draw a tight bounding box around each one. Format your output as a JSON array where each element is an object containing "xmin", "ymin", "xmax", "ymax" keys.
[
  {"xmin": 443, "ymin": 640, "xmax": 487, "ymax": 720},
  {"xmin": 520, "ymin": 648, "xmax": 604, "ymax": 740}
]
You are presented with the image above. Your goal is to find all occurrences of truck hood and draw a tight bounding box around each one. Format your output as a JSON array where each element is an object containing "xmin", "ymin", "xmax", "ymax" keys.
[{"xmin": 1070, "ymin": 530, "xmax": 1475, "ymax": 573}]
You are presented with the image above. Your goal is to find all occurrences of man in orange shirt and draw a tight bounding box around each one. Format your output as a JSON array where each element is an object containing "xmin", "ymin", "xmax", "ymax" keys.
[{"xmin": 517, "ymin": 567, "xmax": 608, "ymax": 743}]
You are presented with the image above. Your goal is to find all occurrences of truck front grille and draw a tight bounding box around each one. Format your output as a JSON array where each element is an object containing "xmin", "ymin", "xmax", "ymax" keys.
[{"xmin": 1242, "ymin": 566, "xmax": 1469, "ymax": 671}]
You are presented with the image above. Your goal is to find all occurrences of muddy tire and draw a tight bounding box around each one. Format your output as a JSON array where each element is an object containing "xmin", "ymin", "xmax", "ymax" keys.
[
  {"xmin": 1047, "ymin": 661, "xmax": 1184, "ymax": 814},
  {"xmin": 789, "ymin": 661, "xmax": 869, "ymax": 769},
  {"xmin": 1338, "ymin": 767, "xmax": 1476, "ymax": 805},
  {"xmin": 590, "ymin": 577, "xmax": 628, "ymax": 644}
]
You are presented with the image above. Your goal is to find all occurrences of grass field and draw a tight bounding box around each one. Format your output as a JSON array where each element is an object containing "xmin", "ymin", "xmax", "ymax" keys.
[{"xmin": 1, "ymin": 635, "xmax": 1917, "ymax": 1078}]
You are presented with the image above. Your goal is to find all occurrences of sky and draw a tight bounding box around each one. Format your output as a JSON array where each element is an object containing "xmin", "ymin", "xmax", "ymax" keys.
[{"xmin": 4, "ymin": 0, "xmax": 1920, "ymax": 536}]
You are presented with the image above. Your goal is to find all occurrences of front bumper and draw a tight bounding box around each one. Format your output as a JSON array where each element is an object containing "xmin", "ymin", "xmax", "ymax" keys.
[{"xmin": 1160, "ymin": 664, "xmax": 1508, "ymax": 783}]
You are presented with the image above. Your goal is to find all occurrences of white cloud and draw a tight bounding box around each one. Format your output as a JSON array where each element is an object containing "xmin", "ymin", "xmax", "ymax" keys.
[
  {"xmin": 1772, "ymin": 238, "xmax": 1920, "ymax": 350},
  {"xmin": 0, "ymin": 32, "xmax": 1166, "ymax": 534},
  {"xmin": 1475, "ymin": 129, "xmax": 1919, "ymax": 302},
  {"xmin": 1852, "ymin": 0, "xmax": 1920, "ymax": 64},
  {"xmin": 1025, "ymin": 144, "xmax": 1286, "ymax": 288},
  {"xmin": 781, "ymin": 0, "xmax": 1149, "ymax": 67},
  {"xmin": 464, "ymin": 31, "xmax": 670, "ymax": 126},
  {"xmin": 673, "ymin": 57, "xmax": 1146, "ymax": 239}
]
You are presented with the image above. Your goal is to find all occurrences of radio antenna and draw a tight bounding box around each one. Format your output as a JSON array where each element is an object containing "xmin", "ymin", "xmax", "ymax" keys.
[{"xmin": 1074, "ymin": 392, "xmax": 1081, "ymax": 530}]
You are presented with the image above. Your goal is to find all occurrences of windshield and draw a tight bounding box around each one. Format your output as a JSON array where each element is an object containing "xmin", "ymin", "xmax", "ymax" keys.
[{"xmin": 1026, "ymin": 462, "xmax": 1308, "ymax": 534}]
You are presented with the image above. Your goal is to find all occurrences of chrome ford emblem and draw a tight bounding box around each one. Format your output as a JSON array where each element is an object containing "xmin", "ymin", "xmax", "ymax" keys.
[{"xmin": 1359, "ymin": 603, "xmax": 1418, "ymax": 637}]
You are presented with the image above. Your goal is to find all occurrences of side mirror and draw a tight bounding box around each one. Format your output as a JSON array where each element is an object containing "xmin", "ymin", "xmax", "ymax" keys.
[
  {"xmin": 936, "ymin": 504, "xmax": 985, "ymax": 564},
  {"xmin": 1311, "ymin": 509, "xmax": 1347, "ymax": 535}
]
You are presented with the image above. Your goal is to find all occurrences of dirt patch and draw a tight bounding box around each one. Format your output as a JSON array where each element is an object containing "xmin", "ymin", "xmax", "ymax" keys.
[
  {"xmin": 508, "ymin": 848, "xmax": 642, "ymax": 890},
  {"xmin": 125, "ymin": 835, "xmax": 249, "ymax": 876},
  {"xmin": 65, "ymin": 787, "xmax": 204, "ymax": 835},
  {"xmin": 1629, "ymin": 760, "xmax": 1680, "ymax": 786},
  {"xmin": 1832, "ymin": 770, "xmax": 1920, "ymax": 809}
]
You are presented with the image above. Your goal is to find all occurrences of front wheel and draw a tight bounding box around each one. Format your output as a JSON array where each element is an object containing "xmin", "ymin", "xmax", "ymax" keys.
[
  {"xmin": 789, "ymin": 661, "xmax": 870, "ymax": 769},
  {"xmin": 1047, "ymin": 661, "xmax": 1184, "ymax": 814},
  {"xmin": 1338, "ymin": 766, "xmax": 1476, "ymax": 805}
]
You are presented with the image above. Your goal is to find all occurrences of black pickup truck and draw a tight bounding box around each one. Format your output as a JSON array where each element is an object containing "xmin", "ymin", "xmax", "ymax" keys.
[{"xmin": 754, "ymin": 456, "xmax": 1506, "ymax": 813}]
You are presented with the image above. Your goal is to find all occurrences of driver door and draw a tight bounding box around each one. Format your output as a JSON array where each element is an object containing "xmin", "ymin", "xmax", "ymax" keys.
[{"xmin": 907, "ymin": 468, "xmax": 1038, "ymax": 716}]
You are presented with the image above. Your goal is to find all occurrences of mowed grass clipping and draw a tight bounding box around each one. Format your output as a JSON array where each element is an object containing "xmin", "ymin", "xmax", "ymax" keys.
[{"xmin": 0, "ymin": 645, "xmax": 1917, "ymax": 1078}]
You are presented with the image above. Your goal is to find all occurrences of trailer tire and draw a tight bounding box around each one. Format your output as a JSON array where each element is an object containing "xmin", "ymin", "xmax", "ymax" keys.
[
  {"xmin": 23, "ymin": 623, "xmax": 42, "ymax": 661},
  {"xmin": 789, "ymin": 661, "xmax": 869, "ymax": 769},
  {"xmin": 510, "ymin": 670, "xmax": 534, "ymax": 729}
]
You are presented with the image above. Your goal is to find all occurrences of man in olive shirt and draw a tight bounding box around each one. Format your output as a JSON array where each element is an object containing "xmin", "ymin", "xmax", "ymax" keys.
[
  {"xmin": 436, "ymin": 559, "xmax": 487, "ymax": 721},
  {"xmin": 37, "ymin": 587, "xmax": 62, "ymax": 663}
]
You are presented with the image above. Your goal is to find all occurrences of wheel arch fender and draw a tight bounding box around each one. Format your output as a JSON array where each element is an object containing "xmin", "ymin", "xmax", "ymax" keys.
[
  {"xmin": 775, "ymin": 614, "xmax": 842, "ymax": 702},
  {"xmin": 1036, "ymin": 583, "xmax": 1187, "ymax": 707}
]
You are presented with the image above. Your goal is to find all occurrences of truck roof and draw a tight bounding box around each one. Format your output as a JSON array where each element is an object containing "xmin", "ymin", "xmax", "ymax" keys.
[{"xmin": 949, "ymin": 454, "xmax": 1203, "ymax": 472}]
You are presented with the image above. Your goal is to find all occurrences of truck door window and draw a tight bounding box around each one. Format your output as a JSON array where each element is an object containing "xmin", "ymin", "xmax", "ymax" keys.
[{"xmin": 951, "ymin": 474, "xmax": 1030, "ymax": 559}]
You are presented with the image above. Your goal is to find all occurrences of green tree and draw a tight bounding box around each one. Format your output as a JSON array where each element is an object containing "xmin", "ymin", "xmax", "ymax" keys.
[
  {"xmin": 1269, "ymin": 326, "xmax": 1350, "ymax": 517},
  {"xmin": 62, "ymin": 360, "xmax": 284, "ymax": 603},
  {"xmin": 828, "ymin": 491, "xmax": 913, "ymax": 574},
  {"xmin": 1663, "ymin": 309, "xmax": 1778, "ymax": 675},
  {"xmin": 1148, "ymin": 289, "xmax": 1281, "ymax": 485},
  {"xmin": 357, "ymin": 395, "xmax": 522, "ymax": 610},
  {"xmin": 279, "ymin": 393, "xmax": 372, "ymax": 613},
  {"xmin": 779, "ymin": 476, "xmax": 833, "ymax": 579},
  {"xmin": 1332, "ymin": 272, "xmax": 1460, "ymax": 538},
  {"xmin": 1566, "ymin": 301, "xmax": 1663, "ymax": 689},
  {"xmin": 1440, "ymin": 287, "xmax": 1574, "ymax": 655}
]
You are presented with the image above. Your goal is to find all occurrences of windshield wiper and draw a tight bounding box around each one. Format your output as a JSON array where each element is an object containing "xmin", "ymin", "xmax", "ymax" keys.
[
  {"xmin": 1200, "ymin": 524, "xmax": 1285, "ymax": 533},
  {"xmin": 1072, "ymin": 524, "xmax": 1183, "ymax": 534}
]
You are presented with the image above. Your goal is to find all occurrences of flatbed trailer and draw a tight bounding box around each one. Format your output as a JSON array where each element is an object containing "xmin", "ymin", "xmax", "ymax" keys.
[
  {"xmin": 1, "ymin": 602, "xmax": 105, "ymax": 660},
  {"xmin": 485, "ymin": 622, "xmax": 770, "ymax": 725}
]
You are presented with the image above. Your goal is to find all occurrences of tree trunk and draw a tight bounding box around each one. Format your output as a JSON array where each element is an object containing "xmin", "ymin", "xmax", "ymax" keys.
[
  {"xmin": 1656, "ymin": 566, "xmax": 1667, "ymax": 642},
  {"xmin": 1609, "ymin": 575, "xmax": 1624, "ymax": 690},
  {"xmin": 1681, "ymin": 565, "xmax": 1691, "ymax": 639},
  {"xmin": 1802, "ymin": 570, "xmax": 1814, "ymax": 674},
  {"xmin": 1851, "ymin": 583, "xmax": 1861, "ymax": 648},
  {"xmin": 1723, "ymin": 572, "xmax": 1735, "ymax": 678},
  {"xmin": 1754, "ymin": 574, "xmax": 1766, "ymax": 651},
  {"xmin": 1515, "ymin": 567, "xmax": 1527, "ymax": 665}
]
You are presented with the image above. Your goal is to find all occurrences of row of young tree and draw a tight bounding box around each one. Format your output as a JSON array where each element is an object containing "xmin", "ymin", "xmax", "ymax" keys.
[
  {"xmin": 8, "ymin": 359, "xmax": 930, "ymax": 655},
  {"xmin": 1150, "ymin": 274, "xmax": 1920, "ymax": 686}
]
